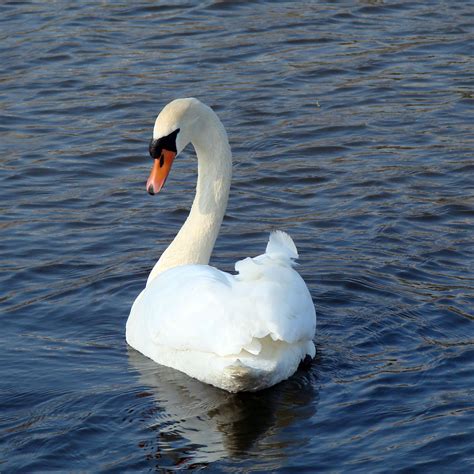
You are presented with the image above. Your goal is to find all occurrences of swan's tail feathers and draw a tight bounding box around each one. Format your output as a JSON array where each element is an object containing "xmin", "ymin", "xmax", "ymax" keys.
[{"xmin": 265, "ymin": 231, "xmax": 299, "ymax": 261}]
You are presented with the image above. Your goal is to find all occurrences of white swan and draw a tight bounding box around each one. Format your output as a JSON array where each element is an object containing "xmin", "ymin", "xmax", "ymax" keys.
[{"xmin": 126, "ymin": 98, "xmax": 316, "ymax": 392}]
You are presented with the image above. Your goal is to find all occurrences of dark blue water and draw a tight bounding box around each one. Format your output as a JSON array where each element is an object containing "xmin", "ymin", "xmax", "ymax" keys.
[{"xmin": 1, "ymin": 1, "xmax": 473, "ymax": 471}]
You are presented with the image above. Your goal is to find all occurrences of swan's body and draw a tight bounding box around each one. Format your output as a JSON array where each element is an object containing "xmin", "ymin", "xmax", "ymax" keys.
[{"xmin": 126, "ymin": 98, "xmax": 316, "ymax": 392}]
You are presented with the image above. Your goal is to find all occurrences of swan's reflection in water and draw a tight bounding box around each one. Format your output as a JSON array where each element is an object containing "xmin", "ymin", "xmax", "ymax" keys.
[{"xmin": 127, "ymin": 348, "xmax": 319, "ymax": 468}]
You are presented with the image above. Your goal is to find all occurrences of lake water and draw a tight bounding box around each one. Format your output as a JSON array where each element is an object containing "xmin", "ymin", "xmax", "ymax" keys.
[{"xmin": 1, "ymin": 1, "xmax": 473, "ymax": 471}]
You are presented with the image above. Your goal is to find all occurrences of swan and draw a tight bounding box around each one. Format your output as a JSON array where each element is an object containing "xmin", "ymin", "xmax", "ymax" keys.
[{"xmin": 126, "ymin": 98, "xmax": 316, "ymax": 392}]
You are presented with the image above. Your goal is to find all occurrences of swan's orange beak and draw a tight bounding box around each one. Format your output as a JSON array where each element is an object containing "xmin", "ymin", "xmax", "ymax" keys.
[{"xmin": 146, "ymin": 149, "xmax": 177, "ymax": 195}]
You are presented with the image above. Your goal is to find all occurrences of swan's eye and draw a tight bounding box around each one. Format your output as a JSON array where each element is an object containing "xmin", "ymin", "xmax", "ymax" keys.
[
  {"xmin": 149, "ymin": 138, "xmax": 160, "ymax": 158},
  {"xmin": 149, "ymin": 128, "xmax": 180, "ymax": 159}
]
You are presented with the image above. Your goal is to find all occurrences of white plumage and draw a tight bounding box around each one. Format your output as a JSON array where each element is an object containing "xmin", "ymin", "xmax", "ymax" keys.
[{"xmin": 126, "ymin": 99, "xmax": 316, "ymax": 392}]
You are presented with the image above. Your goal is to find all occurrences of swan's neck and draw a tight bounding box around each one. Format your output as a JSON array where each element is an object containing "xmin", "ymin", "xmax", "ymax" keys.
[{"xmin": 147, "ymin": 116, "xmax": 232, "ymax": 284}]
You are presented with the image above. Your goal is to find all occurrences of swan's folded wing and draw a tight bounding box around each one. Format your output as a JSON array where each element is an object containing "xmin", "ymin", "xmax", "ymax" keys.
[
  {"xmin": 127, "ymin": 263, "xmax": 316, "ymax": 358},
  {"xmin": 129, "ymin": 265, "xmax": 247, "ymax": 356},
  {"xmin": 234, "ymin": 259, "xmax": 316, "ymax": 345}
]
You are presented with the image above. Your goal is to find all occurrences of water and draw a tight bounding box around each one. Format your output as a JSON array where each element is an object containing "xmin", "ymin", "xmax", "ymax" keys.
[{"xmin": 1, "ymin": 1, "xmax": 473, "ymax": 471}]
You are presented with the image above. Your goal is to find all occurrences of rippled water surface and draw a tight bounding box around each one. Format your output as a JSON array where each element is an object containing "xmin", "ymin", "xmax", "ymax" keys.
[{"xmin": 1, "ymin": 1, "xmax": 473, "ymax": 471}]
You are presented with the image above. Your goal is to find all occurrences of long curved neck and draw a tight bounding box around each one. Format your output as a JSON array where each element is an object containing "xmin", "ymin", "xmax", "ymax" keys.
[{"xmin": 147, "ymin": 113, "xmax": 232, "ymax": 285}]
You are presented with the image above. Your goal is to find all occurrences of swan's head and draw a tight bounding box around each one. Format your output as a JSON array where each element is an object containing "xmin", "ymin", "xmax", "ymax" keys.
[{"xmin": 146, "ymin": 98, "xmax": 204, "ymax": 195}]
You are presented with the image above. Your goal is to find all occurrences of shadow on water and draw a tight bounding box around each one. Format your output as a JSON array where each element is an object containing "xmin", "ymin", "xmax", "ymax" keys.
[{"xmin": 127, "ymin": 347, "xmax": 319, "ymax": 468}]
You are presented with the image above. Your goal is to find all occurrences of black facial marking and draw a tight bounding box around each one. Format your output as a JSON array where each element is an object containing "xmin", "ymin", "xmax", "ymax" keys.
[
  {"xmin": 159, "ymin": 153, "xmax": 164, "ymax": 168},
  {"xmin": 149, "ymin": 128, "xmax": 180, "ymax": 159}
]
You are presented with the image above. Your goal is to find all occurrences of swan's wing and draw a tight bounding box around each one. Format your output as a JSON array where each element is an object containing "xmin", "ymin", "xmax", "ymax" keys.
[
  {"xmin": 128, "ymin": 265, "xmax": 241, "ymax": 356},
  {"xmin": 233, "ymin": 230, "xmax": 315, "ymax": 345},
  {"xmin": 234, "ymin": 257, "xmax": 316, "ymax": 347},
  {"xmin": 127, "ymin": 234, "xmax": 315, "ymax": 359}
]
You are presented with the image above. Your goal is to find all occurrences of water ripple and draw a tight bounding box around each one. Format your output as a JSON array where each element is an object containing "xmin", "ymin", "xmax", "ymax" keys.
[{"xmin": 1, "ymin": 0, "xmax": 473, "ymax": 471}]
